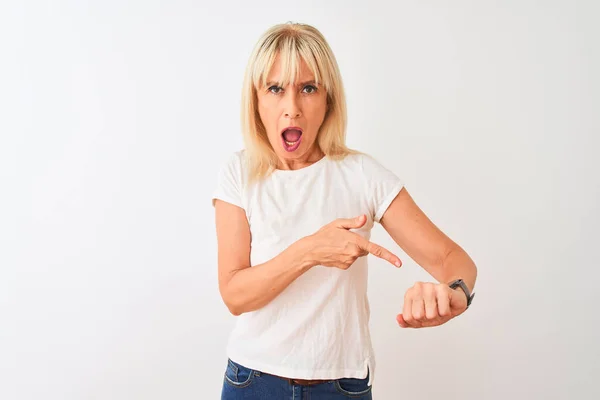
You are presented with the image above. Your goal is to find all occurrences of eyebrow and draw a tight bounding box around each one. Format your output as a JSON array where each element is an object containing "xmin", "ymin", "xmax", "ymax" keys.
[{"xmin": 265, "ymin": 80, "xmax": 318, "ymax": 87}]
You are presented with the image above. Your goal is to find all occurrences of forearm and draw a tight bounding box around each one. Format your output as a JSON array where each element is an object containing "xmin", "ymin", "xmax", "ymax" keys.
[
  {"xmin": 435, "ymin": 245, "xmax": 477, "ymax": 292},
  {"xmin": 222, "ymin": 238, "xmax": 315, "ymax": 315}
]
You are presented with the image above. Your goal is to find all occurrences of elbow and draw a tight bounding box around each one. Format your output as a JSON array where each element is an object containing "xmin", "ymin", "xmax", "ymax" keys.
[
  {"xmin": 222, "ymin": 294, "xmax": 244, "ymax": 316},
  {"xmin": 219, "ymin": 273, "xmax": 251, "ymax": 316},
  {"xmin": 220, "ymin": 287, "xmax": 245, "ymax": 316},
  {"xmin": 227, "ymin": 304, "xmax": 243, "ymax": 316},
  {"xmin": 219, "ymin": 276, "xmax": 262, "ymax": 316}
]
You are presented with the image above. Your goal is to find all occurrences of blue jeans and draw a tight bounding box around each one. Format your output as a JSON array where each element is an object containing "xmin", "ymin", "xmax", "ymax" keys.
[{"xmin": 221, "ymin": 358, "xmax": 373, "ymax": 399}]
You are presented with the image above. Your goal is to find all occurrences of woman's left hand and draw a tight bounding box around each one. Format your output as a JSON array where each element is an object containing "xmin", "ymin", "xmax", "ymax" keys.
[{"xmin": 396, "ymin": 281, "xmax": 468, "ymax": 328}]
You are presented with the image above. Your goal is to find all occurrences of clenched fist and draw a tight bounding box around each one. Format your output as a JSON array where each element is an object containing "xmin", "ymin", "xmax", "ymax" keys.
[{"xmin": 397, "ymin": 281, "xmax": 468, "ymax": 328}]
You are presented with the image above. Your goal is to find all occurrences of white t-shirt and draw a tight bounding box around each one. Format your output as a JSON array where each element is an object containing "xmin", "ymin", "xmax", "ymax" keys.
[{"xmin": 211, "ymin": 149, "xmax": 404, "ymax": 387}]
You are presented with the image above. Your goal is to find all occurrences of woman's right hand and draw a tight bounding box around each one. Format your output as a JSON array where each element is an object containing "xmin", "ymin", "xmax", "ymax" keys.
[{"xmin": 304, "ymin": 214, "xmax": 403, "ymax": 270}]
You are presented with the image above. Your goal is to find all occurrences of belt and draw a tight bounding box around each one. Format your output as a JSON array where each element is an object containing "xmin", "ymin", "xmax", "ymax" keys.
[
  {"xmin": 265, "ymin": 372, "xmax": 330, "ymax": 386},
  {"xmin": 287, "ymin": 378, "xmax": 329, "ymax": 386}
]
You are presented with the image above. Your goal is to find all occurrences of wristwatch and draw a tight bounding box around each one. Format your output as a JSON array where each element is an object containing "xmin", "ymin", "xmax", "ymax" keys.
[{"xmin": 448, "ymin": 279, "xmax": 475, "ymax": 308}]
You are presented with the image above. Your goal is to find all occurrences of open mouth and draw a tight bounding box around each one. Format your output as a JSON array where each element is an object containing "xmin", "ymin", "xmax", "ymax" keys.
[{"xmin": 281, "ymin": 127, "xmax": 303, "ymax": 152}]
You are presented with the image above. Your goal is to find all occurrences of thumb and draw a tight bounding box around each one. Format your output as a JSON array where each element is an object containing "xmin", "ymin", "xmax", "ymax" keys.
[
  {"xmin": 396, "ymin": 314, "xmax": 409, "ymax": 328},
  {"xmin": 335, "ymin": 214, "xmax": 367, "ymax": 230}
]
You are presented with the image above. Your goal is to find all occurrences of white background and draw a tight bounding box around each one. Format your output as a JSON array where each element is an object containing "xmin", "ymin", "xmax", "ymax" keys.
[{"xmin": 1, "ymin": 1, "xmax": 599, "ymax": 399}]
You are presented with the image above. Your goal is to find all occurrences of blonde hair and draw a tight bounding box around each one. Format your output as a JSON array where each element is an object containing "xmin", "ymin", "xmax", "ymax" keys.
[{"xmin": 240, "ymin": 22, "xmax": 360, "ymax": 182}]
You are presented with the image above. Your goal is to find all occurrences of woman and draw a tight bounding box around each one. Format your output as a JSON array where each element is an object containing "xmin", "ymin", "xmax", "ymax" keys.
[{"xmin": 212, "ymin": 22, "xmax": 477, "ymax": 399}]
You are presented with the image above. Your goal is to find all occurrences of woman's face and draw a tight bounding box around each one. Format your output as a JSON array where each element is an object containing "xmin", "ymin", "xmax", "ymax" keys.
[{"xmin": 256, "ymin": 54, "xmax": 328, "ymax": 166}]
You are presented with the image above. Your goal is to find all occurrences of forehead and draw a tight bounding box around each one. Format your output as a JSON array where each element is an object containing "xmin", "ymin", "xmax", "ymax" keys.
[
  {"xmin": 263, "ymin": 54, "xmax": 316, "ymax": 86},
  {"xmin": 267, "ymin": 55, "xmax": 315, "ymax": 81}
]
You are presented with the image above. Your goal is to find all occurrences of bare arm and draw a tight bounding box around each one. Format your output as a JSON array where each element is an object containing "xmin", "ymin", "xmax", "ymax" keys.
[
  {"xmin": 380, "ymin": 188, "xmax": 478, "ymax": 328},
  {"xmin": 215, "ymin": 199, "xmax": 402, "ymax": 316},
  {"xmin": 380, "ymin": 188, "xmax": 477, "ymax": 292},
  {"xmin": 214, "ymin": 199, "xmax": 315, "ymax": 316}
]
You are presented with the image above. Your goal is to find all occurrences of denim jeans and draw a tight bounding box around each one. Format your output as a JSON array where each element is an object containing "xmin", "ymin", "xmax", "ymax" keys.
[{"xmin": 221, "ymin": 358, "xmax": 373, "ymax": 400}]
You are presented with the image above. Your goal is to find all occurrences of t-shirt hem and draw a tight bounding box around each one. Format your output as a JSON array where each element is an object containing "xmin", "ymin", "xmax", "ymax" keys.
[
  {"xmin": 374, "ymin": 183, "xmax": 405, "ymax": 222},
  {"xmin": 211, "ymin": 194, "xmax": 243, "ymax": 209},
  {"xmin": 227, "ymin": 350, "xmax": 373, "ymax": 384}
]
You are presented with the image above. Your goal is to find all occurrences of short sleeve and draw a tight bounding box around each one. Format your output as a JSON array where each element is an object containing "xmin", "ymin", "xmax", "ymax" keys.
[
  {"xmin": 361, "ymin": 154, "xmax": 405, "ymax": 223},
  {"xmin": 211, "ymin": 151, "xmax": 244, "ymax": 209}
]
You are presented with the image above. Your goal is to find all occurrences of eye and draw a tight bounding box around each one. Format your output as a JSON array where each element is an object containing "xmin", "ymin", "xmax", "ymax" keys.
[
  {"xmin": 303, "ymin": 85, "xmax": 318, "ymax": 94},
  {"xmin": 268, "ymin": 85, "xmax": 283, "ymax": 94}
]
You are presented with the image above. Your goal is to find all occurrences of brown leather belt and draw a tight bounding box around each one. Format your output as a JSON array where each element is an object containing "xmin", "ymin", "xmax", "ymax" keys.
[
  {"xmin": 265, "ymin": 372, "xmax": 330, "ymax": 386},
  {"xmin": 288, "ymin": 378, "xmax": 329, "ymax": 386}
]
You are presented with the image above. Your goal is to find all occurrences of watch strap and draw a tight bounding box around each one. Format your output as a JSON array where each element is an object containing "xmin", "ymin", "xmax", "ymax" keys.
[{"xmin": 448, "ymin": 279, "xmax": 474, "ymax": 308}]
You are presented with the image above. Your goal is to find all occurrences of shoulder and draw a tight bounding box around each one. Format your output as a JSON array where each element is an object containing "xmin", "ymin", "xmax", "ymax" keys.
[
  {"xmin": 333, "ymin": 151, "xmax": 390, "ymax": 175},
  {"xmin": 214, "ymin": 149, "xmax": 249, "ymax": 191},
  {"xmin": 217, "ymin": 149, "xmax": 247, "ymax": 175},
  {"xmin": 342, "ymin": 151, "xmax": 403, "ymax": 191},
  {"xmin": 212, "ymin": 150, "xmax": 248, "ymax": 208},
  {"xmin": 329, "ymin": 151, "xmax": 367, "ymax": 169},
  {"xmin": 221, "ymin": 149, "xmax": 246, "ymax": 167}
]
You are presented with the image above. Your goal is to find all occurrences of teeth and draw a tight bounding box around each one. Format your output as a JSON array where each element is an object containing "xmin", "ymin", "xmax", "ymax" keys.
[{"xmin": 285, "ymin": 140, "xmax": 298, "ymax": 146}]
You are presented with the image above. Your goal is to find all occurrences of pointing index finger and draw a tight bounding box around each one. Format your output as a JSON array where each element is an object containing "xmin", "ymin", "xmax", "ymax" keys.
[{"xmin": 356, "ymin": 236, "xmax": 402, "ymax": 267}]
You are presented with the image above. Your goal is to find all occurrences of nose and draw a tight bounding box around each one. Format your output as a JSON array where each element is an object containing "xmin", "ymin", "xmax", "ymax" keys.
[{"xmin": 283, "ymin": 92, "xmax": 302, "ymax": 119}]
